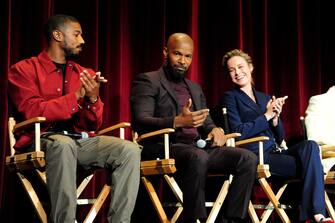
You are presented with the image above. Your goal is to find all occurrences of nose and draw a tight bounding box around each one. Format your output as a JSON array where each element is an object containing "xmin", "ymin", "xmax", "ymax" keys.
[
  {"xmin": 235, "ymin": 68, "xmax": 241, "ymax": 75},
  {"xmin": 179, "ymin": 56, "xmax": 186, "ymax": 65},
  {"xmin": 79, "ymin": 35, "xmax": 85, "ymax": 45}
]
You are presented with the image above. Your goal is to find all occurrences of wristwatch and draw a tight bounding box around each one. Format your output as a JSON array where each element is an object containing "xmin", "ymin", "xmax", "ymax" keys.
[{"xmin": 86, "ymin": 96, "xmax": 98, "ymax": 104}]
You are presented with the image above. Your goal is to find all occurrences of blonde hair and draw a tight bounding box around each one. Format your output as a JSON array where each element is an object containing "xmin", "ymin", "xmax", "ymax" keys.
[
  {"xmin": 222, "ymin": 49, "xmax": 253, "ymax": 69},
  {"xmin": 222, "ymin": 49, "xmax": 255, "ymax": 85}
]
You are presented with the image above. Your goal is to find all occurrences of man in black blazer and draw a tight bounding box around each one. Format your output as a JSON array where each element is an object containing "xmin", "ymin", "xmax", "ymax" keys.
[{"xmin": 130, "ymin": 33, "xmax": 257, "ymax": 223}]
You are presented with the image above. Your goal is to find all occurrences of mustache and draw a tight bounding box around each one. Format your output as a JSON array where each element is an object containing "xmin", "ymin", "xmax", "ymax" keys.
[
  {"xmin": 77, "ymin": 43, "xmax": 85, "ymax": 49},
  {"xmin": 173, "ymin": 64, "xmax": 187, "ymax": 71}
]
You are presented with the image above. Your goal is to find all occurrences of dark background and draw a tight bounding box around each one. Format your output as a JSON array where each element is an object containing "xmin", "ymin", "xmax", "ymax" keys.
[{"xmin": 1, "ymin": 0, "xmax": 334, "ymax": 222}]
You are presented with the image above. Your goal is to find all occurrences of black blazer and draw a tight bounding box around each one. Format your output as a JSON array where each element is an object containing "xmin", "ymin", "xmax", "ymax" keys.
[{"xmin": 130, "ymin": 67, "xmax": 216, "ymax": 139}]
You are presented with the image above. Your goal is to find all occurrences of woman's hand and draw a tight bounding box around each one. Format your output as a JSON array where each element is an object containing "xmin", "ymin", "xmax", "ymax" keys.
[{"xmin": 270, "ymin": 96, "xmax": 288, "ymax": 126}]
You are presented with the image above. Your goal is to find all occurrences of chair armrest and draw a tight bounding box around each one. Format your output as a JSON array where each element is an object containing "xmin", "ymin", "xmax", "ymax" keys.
[
  {"xmin": 321, "ymin": 145, "xmax": 335, "ymax": 153},
  {"xmin": 136, "ymin": 128, "xmax": 175, "ymax": 143},
  {"xmin": 235, "ymin": 136, "xmax": 269, "ymax": 146},
  {"xmin": 321, "ymin": 145, "xmax": 335, "ymax": 159},
  {"xmin": 225, "ymin": 133, "xmax": 241, "ymax": 139},
  {"xmin": 234, "ymin": 136, "xmax": 269, "ymax": 166},
  {"xmin": 13, "ymin": 117, "xmax": 46, "ymax": 133},
  {"xmin": 96, "ymin": 122, "xmax": 131, "ymax": 136}
]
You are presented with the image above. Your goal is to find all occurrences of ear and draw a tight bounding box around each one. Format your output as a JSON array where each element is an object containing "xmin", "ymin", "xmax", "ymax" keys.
[
  {"xmin": 163, "ymin": 47, "xmax": 168, "ymax": 60},
  {"xmin": 52, "ymin": 30, "xmax": 63, "ymax": 42},
  {"xmin": 249, "ymin": 64, "xmax": 254, "ymax": 73}
]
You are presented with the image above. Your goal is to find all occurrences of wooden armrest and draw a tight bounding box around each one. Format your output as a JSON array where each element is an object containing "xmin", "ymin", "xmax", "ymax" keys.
[
  {"xmin": 140, "ymin": 159, "xmax": 176, "ymax": 175},
  {"xmin": 321, "ymin": 145, "xmax": 335, "ymax": 153},
  {"xmin": 13, "ymin": 117, "xmax": 46, "ymax": 133},
  {"xmin": 235, "ymin": 136, "xmax": 269, "ymax": 146},
  {"xmin": 225, "ymin": 132, "xmax": 241, "ymax": 139},
  {"xmin": 141, "ymin": 159, "xmax": 175, "ymax": 168},
  {"xmin": 325, "ymin": 171, "xmax": 335, "ymax": 184},
  {"xmin": 137, "ymin": 128, "xmax": 175, "ymax": 143},
  {"xmin": 96, "ymin": 122, "xmax": 131, "ymax": 135}
]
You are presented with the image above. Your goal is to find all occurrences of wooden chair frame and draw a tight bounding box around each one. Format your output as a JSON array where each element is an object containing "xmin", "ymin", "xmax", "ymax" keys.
[
  {"xmin": 5, "ymin": 116, "xmax": 131, "ymax": 223},
  {"xmin": 136, "ymin": 128, "xmax": 243, "ymax": 223},
  {"xmin": 221, "ymin": 107, "xmax": 291, "ymax": 223},
  {"xmin": 136, "ymin": 128, "xmax": 183, "ymax": 223},
  {"xmin": 235, "ymin": 137, "xmax": 291, "ymax": 223}
]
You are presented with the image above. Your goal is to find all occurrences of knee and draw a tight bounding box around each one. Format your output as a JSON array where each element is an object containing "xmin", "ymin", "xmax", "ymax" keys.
[
  {"xmin": 238, "ymin": 149, "xmax": 257, "ymax": 172},
  {"xmin": 189, "ymin": 151, "xmax": 209, "ymax": 175},
  {"xmin": 121, "ymin": 141, "xmax": 142, "ymax": 163},
  {"xmin": 241, "ymin": 149, "xmax": 257, "ymax": 165},
  {"xmin": 304, "ymin": 140, "xmax": 320, "ymax": 154}
]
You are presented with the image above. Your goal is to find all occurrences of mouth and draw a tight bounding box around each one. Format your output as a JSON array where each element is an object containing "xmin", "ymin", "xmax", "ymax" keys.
[
  {"xmin": 77, "ymin": 44, "xmax": 84, "ymax": 50},
  {"xmin": 174, "ymin": 65, "xmax": 187, "ymax": 72},
  {"xmin": 235, "ymin": 75, "xmax": 245, "ymax": 81}
]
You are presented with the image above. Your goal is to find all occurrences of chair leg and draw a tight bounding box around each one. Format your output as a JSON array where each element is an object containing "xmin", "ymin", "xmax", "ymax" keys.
[
  {"xmin": 205, "ymin": 180, "xmax": 230, "ymax": 223},
  {"xmin": 325, "ymin": 192, "xmax": 335, "ymax": 220},
  {"xmin": 260, "ymin": 182, "xmax": 288, "ymax": 223},
  {"xmin": 258, "ymin": 178, "xmax": 290, "ymax": 223},
  {"xmin": 83, "ymin": 184, "xmax": 111, "ymax": 223},
  {"xmin": 17, "ymin": 172, "xmax": 47, "ymax": 223},
  {"xmin": 248, "ymin": 201, "xmax": 260, "ymax": 223},
  {"xmin": 171, "ymin": 207, "xmax": 183, "ymax": 223},
  {"xmin": 36, "ymin": 169, "xmax": 47, "ymax": 184},
  {"xmin": 164, "ymin": 175, "xmax": 183, "ymax": 203},
  {"xmin": 141, "ymin": 176, "xmax": 170, "ymax": 223},
  {"xmin": 77, "ymin": 174, "xmax": 94, "ymax": 198},
  {"xmin": 164, "ymin": 175, "xmax": 183, "ymax": 223}
]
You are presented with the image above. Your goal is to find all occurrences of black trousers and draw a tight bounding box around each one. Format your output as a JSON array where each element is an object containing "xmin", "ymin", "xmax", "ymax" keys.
[{"xmin": 142, "ymin": 143, "xmax": 257, "ymax": 221}]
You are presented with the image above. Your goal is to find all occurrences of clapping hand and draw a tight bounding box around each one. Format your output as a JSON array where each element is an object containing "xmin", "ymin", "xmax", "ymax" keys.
[
  {"xmin": 75, "ymin": 70, "xmax": 108, "ymax": 103},
  {"xmin": 265, "ymin": 95, "xmax": 288, "ymax": 126}
]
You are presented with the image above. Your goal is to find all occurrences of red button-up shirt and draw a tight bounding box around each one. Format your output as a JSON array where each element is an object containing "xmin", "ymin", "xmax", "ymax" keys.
[{"xmin": 8, "ymin": 51, "xmax": 103, "ymax": 151}]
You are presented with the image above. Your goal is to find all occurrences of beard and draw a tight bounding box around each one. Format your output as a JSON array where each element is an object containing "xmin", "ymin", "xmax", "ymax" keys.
[
  {"xmin": 62, "ymin": 42, "xmax": 84, "ymax": 60},
  {"xmin": 165, "ymin": 59, "xmax": 188, "ymax": 82}
]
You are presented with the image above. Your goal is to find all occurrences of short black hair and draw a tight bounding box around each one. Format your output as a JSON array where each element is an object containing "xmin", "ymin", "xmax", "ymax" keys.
[{"xmin": 43, "ymin": 14, "xmax": 79, "ymax": 42}]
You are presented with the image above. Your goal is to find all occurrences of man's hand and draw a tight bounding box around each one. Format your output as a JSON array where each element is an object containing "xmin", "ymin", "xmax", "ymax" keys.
[
  {"xmin": 207, "ymin": 127, "xmax": 226, "ymax": 147},
  {"xmin": 75, "ymin": 86, "xmax": 85, "ymax": 100},
  {"xmin": 80, "ymin": 70, "xmax": 106, "ymax": 103},
  {"xmin": 94, "ymin": 72, "xmax": 108, "ymax": 83},
  {"xmin": 174, "ymin": 98, "xmax": 209, "ymax": 128}
]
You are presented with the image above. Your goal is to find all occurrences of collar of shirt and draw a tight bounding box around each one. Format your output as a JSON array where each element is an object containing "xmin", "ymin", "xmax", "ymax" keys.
[{"xmin": 37, "ymin": 51, "xmax": 79, "ymax": 74}]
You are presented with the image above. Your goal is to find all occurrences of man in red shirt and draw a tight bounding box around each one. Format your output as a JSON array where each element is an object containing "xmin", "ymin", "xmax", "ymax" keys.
[{"xmin": 8, "ymin": 14, "xmax": 141, "ymax": 223}]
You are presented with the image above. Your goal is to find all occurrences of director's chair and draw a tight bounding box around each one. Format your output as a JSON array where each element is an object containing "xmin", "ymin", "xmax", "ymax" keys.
[
  {"xmin": 135, "ymin": 127, "xmax": 243, "ymax": 223},
  {"xmin": 220, "ymin": 108, "xmax": 292, "ymax": 223},
  {"xmin": 5, "ymin": 115, "xmax": 131, "ymax": 223}
]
